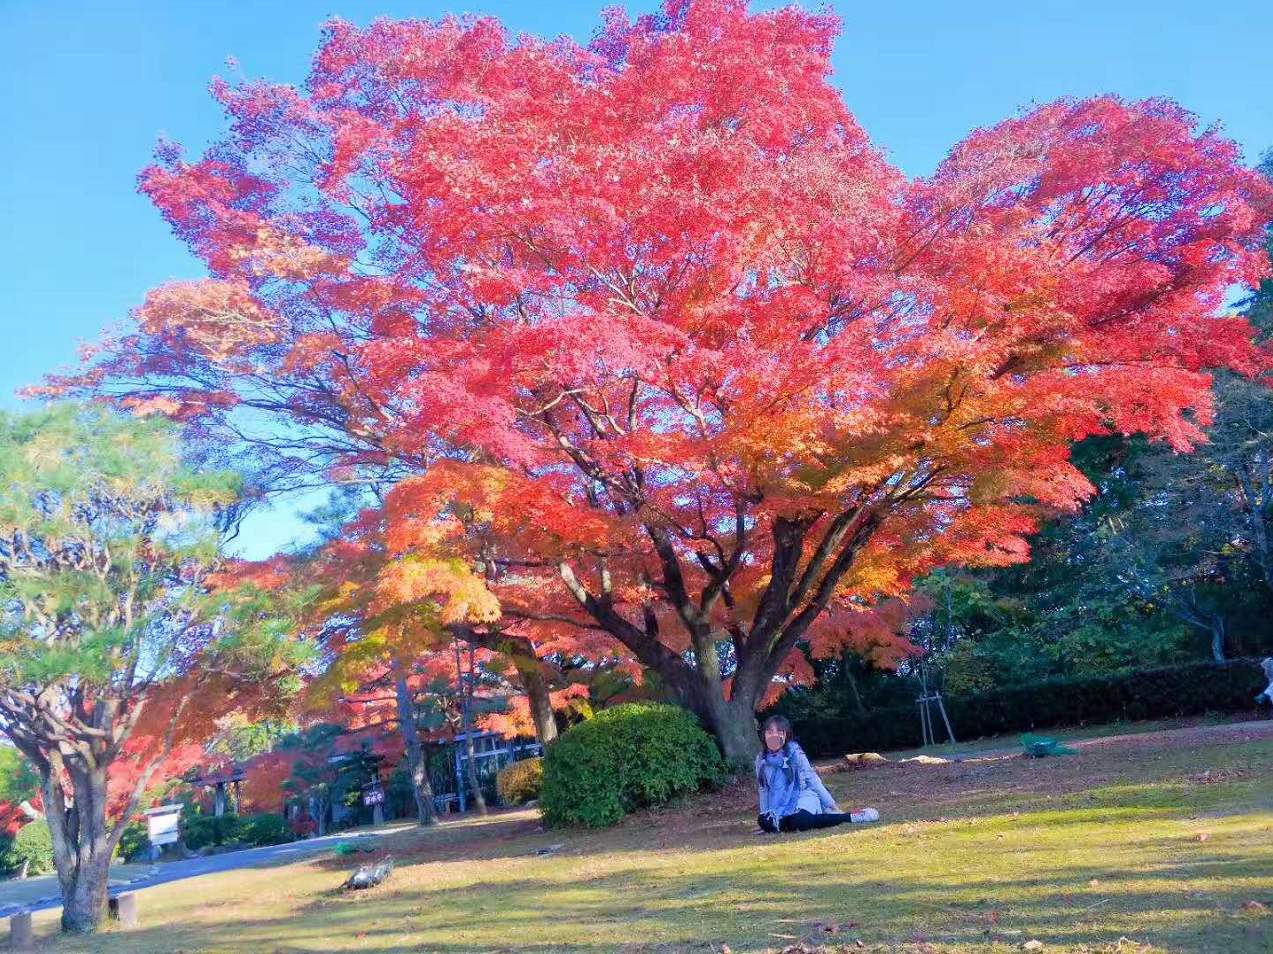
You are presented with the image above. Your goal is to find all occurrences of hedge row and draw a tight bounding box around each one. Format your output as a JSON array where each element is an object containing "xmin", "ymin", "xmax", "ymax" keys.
[
  {"xmin": 782, "ymin": 659, "xmax": 1268, "ymax": 759},
  {"xmin": 182, "ymin": 812, "xmax": 294, "ymax": 851}
]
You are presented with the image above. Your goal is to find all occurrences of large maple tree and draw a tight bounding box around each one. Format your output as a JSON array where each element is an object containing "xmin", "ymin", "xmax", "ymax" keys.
[{"xmin": 43, "ymin": 0, "xmax": 1273, "ymax": 764}]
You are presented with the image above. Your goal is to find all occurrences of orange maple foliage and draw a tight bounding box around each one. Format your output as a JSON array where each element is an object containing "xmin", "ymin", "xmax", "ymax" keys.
[{"xmin": 479, "ymin": 683, "xmax": 592, "ymax": 740}]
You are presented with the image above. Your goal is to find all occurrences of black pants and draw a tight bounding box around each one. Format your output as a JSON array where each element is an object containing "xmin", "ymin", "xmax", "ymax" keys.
[{"xmin": 757, "ymin": 809, "xmax": 857, "ymax": 833}]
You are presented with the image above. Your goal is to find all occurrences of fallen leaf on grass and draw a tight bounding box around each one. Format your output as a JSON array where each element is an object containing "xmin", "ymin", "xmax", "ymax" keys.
[
  {"xmin": 1079, "ymin": 939, "xmax": 1162, "ymax": 953},
  {"xmin": 1240, "ymin": 900, "xmax": 1269, "ymax": 915}
]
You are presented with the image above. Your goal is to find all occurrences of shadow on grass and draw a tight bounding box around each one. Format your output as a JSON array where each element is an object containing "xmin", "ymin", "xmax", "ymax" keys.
[{"xmin": 69, "ymin": 849, "xmax": 1273, "ymax": 954}]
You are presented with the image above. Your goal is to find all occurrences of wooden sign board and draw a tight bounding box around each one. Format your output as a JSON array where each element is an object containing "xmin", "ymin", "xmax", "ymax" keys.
[{"xmin": 144, "ymin": 804, "xmax": 183, "ymax": 846}]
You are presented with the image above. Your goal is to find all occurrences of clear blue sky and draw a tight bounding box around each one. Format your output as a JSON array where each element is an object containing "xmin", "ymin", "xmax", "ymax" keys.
[{"xmin": 3, "ymin": 0, "xmax": 1271, "ymax": 556}]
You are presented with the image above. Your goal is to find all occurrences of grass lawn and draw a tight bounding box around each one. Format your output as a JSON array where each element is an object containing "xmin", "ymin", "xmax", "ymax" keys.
[{"xmin": 26, "ymin": 720, "xmax": 1273, "ymax": 954}]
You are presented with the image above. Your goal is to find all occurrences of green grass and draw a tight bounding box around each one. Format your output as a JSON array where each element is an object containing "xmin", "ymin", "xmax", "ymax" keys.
[{"xmin": 27, "ymin": 721, "xmax": 1273, "ymax": 953}]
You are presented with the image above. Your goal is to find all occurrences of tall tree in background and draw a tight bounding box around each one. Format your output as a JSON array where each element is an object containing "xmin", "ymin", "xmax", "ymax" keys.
[
  {"xmin": 1107, "ymin": 150, "xmax": 1273, "ymax": 656},
  {"xmin": 0, "ymin": 406, "xmax": 305, "ymax": 933},
  {"xmin": 1005, "ymin": 151, "xmax": 1273, "ymax": 667},
  {"xmin": 236, "ymin": 491, "xmax": 622, "ymax": 825},
  {"xmin": 1226, "ymin": 149, "xmax": 1273, "ymax": 596},
  {"xmin": 41, "ymin": 1, "xmax": 1273, "ymax": 763}
]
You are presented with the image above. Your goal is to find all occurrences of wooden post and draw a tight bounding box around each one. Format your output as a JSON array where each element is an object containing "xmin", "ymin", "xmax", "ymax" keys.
[
  {"xmin": 935, "ymin": 693, "xmax": 957, "ymax": 745},
  {"xmin": 917, "ymin": 664, "xmax": 933, "ymax": 747},
  {"xmin": 109, "ymin": 892, "xmax": 139, "ymax": 927},
  {"xmin": 8, "ymin": 912, "xmax": 33, "ymax": 950}
]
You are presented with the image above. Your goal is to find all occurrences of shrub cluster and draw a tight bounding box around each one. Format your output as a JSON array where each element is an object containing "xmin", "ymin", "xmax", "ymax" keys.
[
  {"xmin": 496, "ymin": 757, "xmax": 543, "ymax": 806},
  {"xmin": 781, "ymin": 659, "xmax": 1269, "ymax": 759},
  {"xmin": 181, "ymin": 811, "xmax": 294, "ymax": 850},
  {"xmin": 181, "ymin": 812, "xmax": 242, "ymax": 851},
  {"xmin": 115, "ymin": 820, "xmax": 151, "ymax": 862},
  {"xmin": 539, "ymin": 703, "xmax": 727, "ymax": 828},
  {"xmin": 0, "ymin": 821, "xmax": 54, "ymax": 876},
  {"xmin": 239, "ymin": 813, "xmax": 294, "ymax": 847}
]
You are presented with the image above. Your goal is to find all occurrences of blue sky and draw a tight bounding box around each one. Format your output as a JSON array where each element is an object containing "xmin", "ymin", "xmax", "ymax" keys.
[{"xmin": 2, "ymin": 0, "xmax": 1271, "ymax": 557}]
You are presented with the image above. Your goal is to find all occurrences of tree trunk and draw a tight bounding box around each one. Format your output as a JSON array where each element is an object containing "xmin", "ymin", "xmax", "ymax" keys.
[
  {"xmin": 557, "ymin": 508, "xmax": 883, "ymax": 769},
  {"xmin": 611, "ymin": 644, "xmax": 760, "ymax": 768},
  {"xmin": 459, "ymin": 627, "xmax": 559, "ymax": 748},
  {"xmin": 42, "ymin": 764, "xmax": 113, "ymax": 934},
  {"xmin": 709, "ymin": 695, "xmax": 762, "ymax": 768},
  {"xmin": 1211, "ymin": 620, "xmax": 1226, "ymax": 663},
  {"xmin": 454, "ymin": 640, "xmax": 488, "ymax": 815},
  {"xmin": 514, "ymin": 658, "xmax": 559, "ymax": 747},
  {"xmin": 461, "ymin": 731, "xmax": 487, "ymax": 815},
  {"xmin": 844, "ymin": 669, "xmax": 867, "ymax": 717},
  {"xmin": 59, "ymin": 855, "xmax": 111, "ymax": 934},
  {"xmin": 394, "ymin": 675, "xmax": 438, "ymax": 827}
]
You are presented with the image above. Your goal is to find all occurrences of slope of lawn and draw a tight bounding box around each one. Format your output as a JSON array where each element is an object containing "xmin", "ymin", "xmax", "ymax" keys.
[{"xmin": 28, "ymin": 720, "xmax": 1273, "ymax": 954}]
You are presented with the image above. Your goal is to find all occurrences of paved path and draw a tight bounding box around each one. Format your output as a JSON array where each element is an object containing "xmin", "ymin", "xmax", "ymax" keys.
[{"xmin": 0, "ymin": 823, "xmax": 413, "ymax": 918}]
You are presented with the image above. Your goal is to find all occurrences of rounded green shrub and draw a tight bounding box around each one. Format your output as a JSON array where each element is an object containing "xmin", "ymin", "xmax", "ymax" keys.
[
  {"xmin": 115, "ymin": 820, "xmax": 152, "ymax": 861},
  {"xmin": 539, "ymin": 703, "xmax": 727, "ymax": 828},
  {"xmin": 239, "ymin": 813, "xmax": 293, "ymax": 847},
  {"xmin": 496, "ymin": 757, "xmax": 543, "ymax": 806},
  {"xmin": 2, "ymin": 821, "xmax": 54, "ymax": 875}
]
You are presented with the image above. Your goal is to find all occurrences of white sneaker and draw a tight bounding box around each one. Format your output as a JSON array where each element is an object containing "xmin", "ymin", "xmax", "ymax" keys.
[{"xmin": 849, "ymin": 808, "xmax": 879, "ymax": 824}]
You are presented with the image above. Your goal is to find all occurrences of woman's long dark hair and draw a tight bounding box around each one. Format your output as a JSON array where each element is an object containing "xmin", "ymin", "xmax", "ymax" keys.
[{"xmin": 756, "ymin": 715, "xmax": 797, "ymax": 790}]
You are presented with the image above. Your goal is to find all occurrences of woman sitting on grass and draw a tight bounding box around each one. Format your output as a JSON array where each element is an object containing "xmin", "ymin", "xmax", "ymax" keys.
[{"xmin": 756, "ymin": 715, "xmax": 878, "ymax": 833}]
